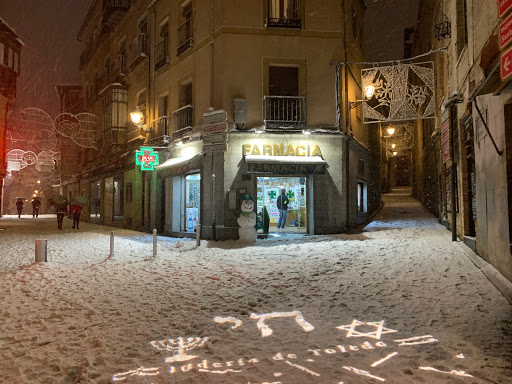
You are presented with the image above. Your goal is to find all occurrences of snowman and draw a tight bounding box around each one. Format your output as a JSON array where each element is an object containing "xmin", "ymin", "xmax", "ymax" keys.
[{"xmin": 237, "ymin": 193, "xmax": 257, "ymax": 243}]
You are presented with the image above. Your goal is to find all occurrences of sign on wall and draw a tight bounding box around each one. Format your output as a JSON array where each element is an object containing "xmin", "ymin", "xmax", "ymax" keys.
[
  {"xmin": 135, "ymin": 147, "xmax": 159, "ymax": 171},
  {"xmin": 361, "ymin": 62, "xmax": 436, "ymax": 124}
]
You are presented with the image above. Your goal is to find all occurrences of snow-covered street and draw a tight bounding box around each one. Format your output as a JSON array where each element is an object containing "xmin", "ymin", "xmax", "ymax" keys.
[{"xmin": 0, "ymin": 188, "xmax": 511, "ymax": 383}]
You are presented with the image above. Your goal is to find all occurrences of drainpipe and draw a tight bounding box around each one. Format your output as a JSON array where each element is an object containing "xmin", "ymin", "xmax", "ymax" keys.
[{"xmin": 210, "ymin": 0, "xmax": 216, "ymax": 240}]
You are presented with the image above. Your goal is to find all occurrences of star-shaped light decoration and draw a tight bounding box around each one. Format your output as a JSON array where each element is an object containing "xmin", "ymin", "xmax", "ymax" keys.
[
  {"xmin": 336, "ymin": 319, "xmax": 398, "ymax": 340},
  {"xmin": 135, "ymin": 147, "xmax": 159, "ymax": 171}
]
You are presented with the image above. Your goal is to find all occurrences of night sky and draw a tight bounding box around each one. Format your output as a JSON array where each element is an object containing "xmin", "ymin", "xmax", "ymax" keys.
[
  {"xmin": 0, "ymin": 0, "xmax": 93, "ymax": 116},
  {"xmin": 0, "ymin": 0, "xmax": 417, "ymax": 117}
]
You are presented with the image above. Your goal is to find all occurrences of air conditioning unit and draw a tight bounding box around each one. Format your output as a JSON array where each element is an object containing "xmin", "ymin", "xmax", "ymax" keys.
[{"xmin": 234, "ymin": 98, "xmax": 247, "ymax": 124}]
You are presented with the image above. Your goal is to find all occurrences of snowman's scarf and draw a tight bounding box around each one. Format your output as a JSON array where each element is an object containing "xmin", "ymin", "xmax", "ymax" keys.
[{"xmin": 240, "ymin": 211, "xmax": 254, "ymax": 218}]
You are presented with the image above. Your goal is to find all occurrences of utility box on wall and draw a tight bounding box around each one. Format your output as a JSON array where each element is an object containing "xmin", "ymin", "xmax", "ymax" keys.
[{"xmin": 234, "ymin": 98, "xmax": 247, "ymax": 125}]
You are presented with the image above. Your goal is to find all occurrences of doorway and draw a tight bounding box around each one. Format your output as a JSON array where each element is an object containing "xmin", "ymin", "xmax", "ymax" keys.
[
  {"xmin": 257, "ymin": 176, "xmax": 307, "ymax": 233},
  {"xmin": 171, "ymin": 173, "xmax": 200, "ymax": 233}
]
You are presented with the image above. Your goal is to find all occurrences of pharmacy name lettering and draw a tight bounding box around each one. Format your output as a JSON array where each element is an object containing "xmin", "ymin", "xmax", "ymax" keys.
[
  {"xmin": 112, "ymin": 311, "xmax": 474, "ymax": 383},
  {"xmin": 243, "ymin": 143, "xmax": 323, "ymax": 157}
]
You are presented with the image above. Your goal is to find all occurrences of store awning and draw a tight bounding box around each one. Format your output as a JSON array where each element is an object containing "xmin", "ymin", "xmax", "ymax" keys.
[
  {"xmin": 156, "ymin": 152, "xmax": 203, "ymax": 177},
  {"xmin": 245, "ymin": 155, "xmax": 326, "ymax": 175}
]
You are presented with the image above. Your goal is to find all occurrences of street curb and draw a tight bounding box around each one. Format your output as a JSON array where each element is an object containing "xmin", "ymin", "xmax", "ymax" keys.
[{"xmin": 453, "ymin": 240, "xmax": 512, "ymax": 305}]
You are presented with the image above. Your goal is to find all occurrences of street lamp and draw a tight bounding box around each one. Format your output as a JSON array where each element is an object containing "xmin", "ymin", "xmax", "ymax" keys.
[
  {"xmin": 349, "ymin": 85, "xmax": 376, "ymax": 109},
  {"xmin": 393, "ymin": 151, "xmax": 398, "ymax": 156},
  {"xmin": 387, "ymin": 127, "xmax": 395, "ymax": 136},
  {"xmin": 130, "ymin": 106, "xmax": 150, "ymax": 133}
]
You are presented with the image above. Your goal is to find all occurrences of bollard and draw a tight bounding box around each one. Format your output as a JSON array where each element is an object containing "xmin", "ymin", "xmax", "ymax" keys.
[
  {"xmin": 35, "ymin": 239, "xmax": 47, "ymax": 262},
  {"xmin": 109, "ymin": 231, "xmax": 114, "ymax": 258},
  {"xmin": 153, "ymin": 229, "xmax": 157, "ymax": 257},
  {"xmin": 196, "ymin": 224, "xmax": 201, "ymax": 247}
]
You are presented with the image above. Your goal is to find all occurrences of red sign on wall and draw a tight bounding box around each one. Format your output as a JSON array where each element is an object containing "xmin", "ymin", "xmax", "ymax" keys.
[
  {"xmin": 499, "ymin": 0, "xmax": 512, "ymax": 18},
  {"xmin": 501, "ymin": 44, "xmax": 512, "ymax": 81},
  {"xmin": 500, "ymin": 12, "xmax": 512, "ymax": 49}
]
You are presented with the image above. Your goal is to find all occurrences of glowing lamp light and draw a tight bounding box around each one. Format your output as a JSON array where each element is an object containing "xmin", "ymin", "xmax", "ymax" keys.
[
  {"xmin": 34, "ymin": 190, "xmax": 38, "ymax": 193},
  {"xmin": 364, "ymin": 85, "xmax": 375, "ymax": 99},
  {"xmin": 387, "ymin": 127, "xmax": 395, "ymax": 136},
  {"xmin": 391, "ymin": 144, "xmax": 396, "ymax": 149},
  {"xmin": 36, "ymin": 180, "xmax": 41, "ymax": 184},
  {"xmin": 393, "ymin": 151, "xmax": 398, "ymax": 156},
  {"xmin": 32, "ymin": 194, "xmax": 36, "ymax": 197},
  {"xmin": 130, "ymin": 106, "xmax": 144, "ymax": 125},
  {"xmin": 302, "ymin": 129, "xmax": 311, "ymax": 135}
]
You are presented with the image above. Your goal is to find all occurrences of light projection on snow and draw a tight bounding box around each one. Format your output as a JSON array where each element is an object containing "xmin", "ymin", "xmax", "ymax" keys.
[
  {"xmin": 336, "ymin": 319, "xmax": 397, "ymax": 339},
  {"xmin": 250, "ymin": 311, "xmax": 315, "ymax": 337},
  {"xmin": 149, "ymin": 337, "xmax": 208, "ymax": 363},
  {"xmin": 112, "ymin": 314, "xmax": 476, "ymax": 383}
]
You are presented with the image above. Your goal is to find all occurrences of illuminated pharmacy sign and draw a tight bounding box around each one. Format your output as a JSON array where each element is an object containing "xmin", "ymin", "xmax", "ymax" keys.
[
  {"xmin": 243, "ymin": 143, "xmax": 323, "ymax": 157},
  {"xmin": 135, "ymin": 147, "xmax": 159, "ymax": 171}
]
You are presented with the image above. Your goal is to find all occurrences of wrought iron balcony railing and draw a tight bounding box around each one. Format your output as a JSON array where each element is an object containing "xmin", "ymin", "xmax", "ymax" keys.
[
  {"xmin": 266, "ymin": 0, "xmax": 301, "ymax": 28},
  {"xmin": 264, "ymin": 95, "xmax": 306, "ymax": 131},
  {"xmin": 103, "ymin": 0, "xmax": 130, "ymax": 31},
  {"xmin": 150, "ymin": 116, "xmax": 170, "ymax": 145},
  {"xmin": 177, "ymin": 18, "xmax": 193, "ymax": 56},
  {"xmin": 128, "ymin": 33, "xmax": 148, "ymax": 69},
  {"xmin": 155, "ymin": 38, "xmax": 169, "ymax": 70},
  {"xmin": 171, "ymin": 105, "xmax": 194, "ymax": 140}
]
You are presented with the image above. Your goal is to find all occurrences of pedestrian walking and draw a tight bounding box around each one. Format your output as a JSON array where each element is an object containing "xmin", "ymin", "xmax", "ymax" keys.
[
  {"xmin": 70, "ymin": 203, "xmax": 82, "ymax": 229},
  {"xmin": 31, "ymin": 198, "xmax": 41, "ymax": 218},
  {"xmin": 276, "ymin": 189, "xmax": 289, "ymax": 231},
  {"xmin": 15, "ymin": 198, "xmax": 24, "ymax": 218},
  {"xmin": 51, "ymin": 196, "xmax": 68, "ymax": 230}
]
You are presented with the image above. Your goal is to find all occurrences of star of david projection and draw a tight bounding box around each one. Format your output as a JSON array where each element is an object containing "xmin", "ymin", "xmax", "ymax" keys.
[
  {"xmin": 135, "ymin": 147, "xmax": 159, "ymax": 171},
  {"xmin": 336, "ymin": 319, "xmax": 398, "ymax": 340}
]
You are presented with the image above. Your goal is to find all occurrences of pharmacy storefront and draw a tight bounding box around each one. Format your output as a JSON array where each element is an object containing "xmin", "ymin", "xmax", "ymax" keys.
[{"xmin": 221, "ymin": 133, "xmax": 349, "ymax": 240}]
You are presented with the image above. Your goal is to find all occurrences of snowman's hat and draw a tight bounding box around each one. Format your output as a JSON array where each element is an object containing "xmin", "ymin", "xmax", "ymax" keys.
[{"xmin": 241, "ymin": 193, "xmax": 253, "ymax": 201}]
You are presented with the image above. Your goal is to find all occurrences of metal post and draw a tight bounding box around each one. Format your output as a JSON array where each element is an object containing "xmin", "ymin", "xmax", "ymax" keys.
[
  {"xmin": 110, "ymin": 231, "xmax": 114, "ymax": 258},
  {"xmin": 35, "ymin": 239, "xmax": 47, "ymax": 262},
  {"xmin": 153, "ymin": 228, "xmax": 157, "ymax": 257},
  {"xmin": 196, "ymin": 224, "xmax": 201, "ymax": 246},
  {"xmin": 211, "ymin": 153, "xmax": 216, "ymax": 240}
]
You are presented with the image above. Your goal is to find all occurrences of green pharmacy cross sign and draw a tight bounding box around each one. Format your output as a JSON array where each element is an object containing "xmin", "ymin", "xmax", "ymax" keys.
[{"xmin": 135, "ymin": 147, "xmax": 159, "ymax": 171}]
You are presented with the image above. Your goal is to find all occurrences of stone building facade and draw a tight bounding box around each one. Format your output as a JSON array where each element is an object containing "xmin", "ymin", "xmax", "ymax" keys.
[
  {"xmin": 412, "ymin": 0, "xmax": 512, "ymax": 283},
  {"xmin": 71, "ymin": 0, "xmax": 380, "ymax": 240},
  {"xmin": 0, "ymin": 17, "xmax": 23, "ymax": 217}
]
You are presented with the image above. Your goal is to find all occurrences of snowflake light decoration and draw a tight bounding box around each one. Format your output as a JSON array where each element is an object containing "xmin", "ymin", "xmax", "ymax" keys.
[{"xmin": 361, "ymin": 62, "xmax": 435, "ymax": 124}]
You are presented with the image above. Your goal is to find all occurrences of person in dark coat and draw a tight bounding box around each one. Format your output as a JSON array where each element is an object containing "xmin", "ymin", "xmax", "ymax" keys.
[
  {"xmin": 15, "ymin": 198, "xmax": 24, "ymax": 218},
  {"xmin": 32, "ymin": 198, "xmax": 41, "ymax": 218},
  {"xmin": 52, "ymin": 198, "xmax": 69, "ymax": 230},
  {"xmin": 70, "ymin": 204, "xmax": 83, "ymax": 229},
  {"xmin": 276, "ymin": 189, "xmax": 289, "ymax": 230}
]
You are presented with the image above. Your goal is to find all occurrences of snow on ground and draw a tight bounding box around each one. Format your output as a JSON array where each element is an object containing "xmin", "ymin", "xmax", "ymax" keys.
[{"xmin": 0, "ymin": 187, "xmax": 511, "ymax": 384}]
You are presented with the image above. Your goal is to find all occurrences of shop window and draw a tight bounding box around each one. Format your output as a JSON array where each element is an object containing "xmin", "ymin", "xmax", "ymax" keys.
[{"xmin": 90, "ymin": 180, "xmax": 102, "ymax": 222}]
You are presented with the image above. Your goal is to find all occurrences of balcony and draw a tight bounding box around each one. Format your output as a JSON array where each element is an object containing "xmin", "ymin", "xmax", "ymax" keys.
[
  {"xmin": 128, "ymin": 33, "xmax": 148, "ymax": 70},
  {"xmin": 263, "ymin": 96, "xmax": 306, "ymax": 131},
  {"xmin": 171, "ymin": 105, "xmax": 194, "ymax": 140},
  {"xmin": 112, "ymin": 54, "xmax": 126, "ymax": 79},
  {"xmin": 177, "ymin": 18, "xmax": 193, "ymax": 56},
  {"xmin": 103, "ymin": 0, "xmax": 130, "ymax": 31},
  {"xmin": 155, "ymin": 38, "xmax": 169, "ymax": 71},
  {"xmin": 150, "ymin": 116, "xmax": 170, "ymax": 146},
  {"xmin": 266, "ymin": 0, "xmax": 301, "ymax": 28}
]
